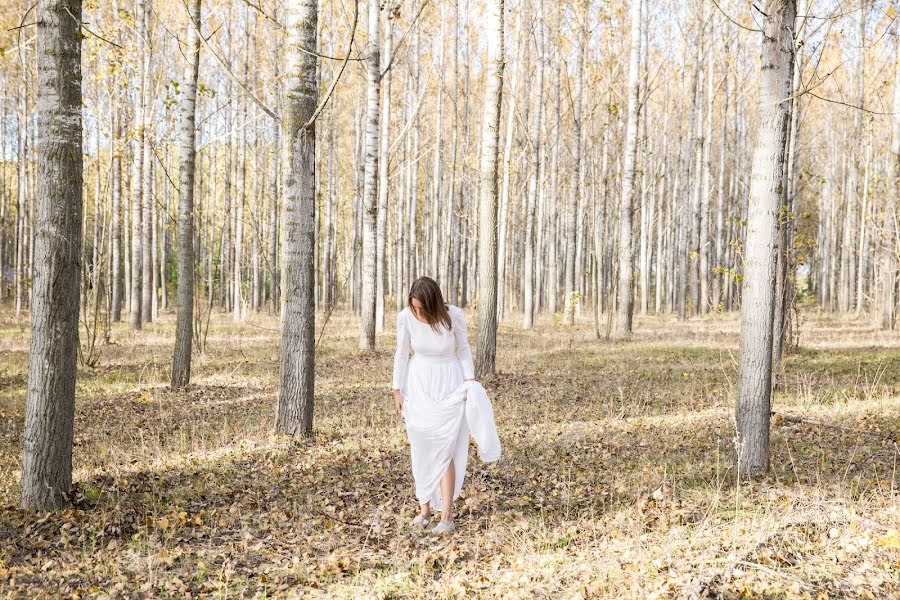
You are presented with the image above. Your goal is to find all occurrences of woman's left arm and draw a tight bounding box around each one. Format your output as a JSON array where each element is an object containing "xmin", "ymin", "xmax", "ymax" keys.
[{"xmin": 452, "ymin": 307, "xmax": 475, "ymax": 380}]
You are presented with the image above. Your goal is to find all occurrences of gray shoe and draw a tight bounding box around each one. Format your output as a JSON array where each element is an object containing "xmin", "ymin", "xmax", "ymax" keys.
[
  {"xmin": 431, "ymin": 521, "xmax": 456, "ymax": 534},
  {"xmin": 409, "ymin": 515, "xmax": 430, "ymax": 528}
]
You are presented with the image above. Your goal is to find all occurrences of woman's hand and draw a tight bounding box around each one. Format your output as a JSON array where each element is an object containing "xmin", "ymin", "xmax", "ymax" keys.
[{"xmin": 393, "ymin": 389, "xmax": 403, "ymax": 415}]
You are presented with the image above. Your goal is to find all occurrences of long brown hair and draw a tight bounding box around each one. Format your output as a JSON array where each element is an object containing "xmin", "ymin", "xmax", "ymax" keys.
[{"xmin": 407, "ymin": 277, "xmax": 452, "ymax": 333}]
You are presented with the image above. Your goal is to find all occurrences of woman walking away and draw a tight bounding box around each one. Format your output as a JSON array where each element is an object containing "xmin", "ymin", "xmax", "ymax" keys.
[{"xmin": 392, "ymin": 276, "xmax": 500, "ymax": 534}]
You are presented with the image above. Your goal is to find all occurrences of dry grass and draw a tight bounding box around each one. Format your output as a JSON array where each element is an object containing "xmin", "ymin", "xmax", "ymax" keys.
[{"xmin": 0, "ymin": 305, "xmax": 898, "ymax": 599}]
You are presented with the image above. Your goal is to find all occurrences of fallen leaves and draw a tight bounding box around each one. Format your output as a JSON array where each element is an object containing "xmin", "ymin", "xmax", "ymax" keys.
[{"xmin": 0, "ymin": 311, "xmax": 898, "ymax": 598}]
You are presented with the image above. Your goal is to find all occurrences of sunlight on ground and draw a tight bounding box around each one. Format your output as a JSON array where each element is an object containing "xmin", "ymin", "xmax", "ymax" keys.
[{"xmin": 1, "ymin": 306, "xmax": 898, "ymax": 598}]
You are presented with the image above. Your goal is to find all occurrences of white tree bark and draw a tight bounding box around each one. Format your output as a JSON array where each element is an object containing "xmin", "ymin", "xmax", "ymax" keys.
[
  {"xmin": 736, "ymin": 0, "xmax": 796, "ymax": 475},
  {"xmin": 615, "ymin": 0, "xmax": 643, "ymax": 338},
  {"xmin": 564, "ymin": 5, "xmax": 586, "ymax": 326},
  {"xmin": 130, "ymin": 0, "xmax": 147, "ymax": 329},
  {"xmin": 475, "ymin": 0, "xmax": 504, "ymax": 378},
  {"xmin": 140, "ymin": 1, "xmax": 153, "ymax": 323},
  {"xmin": 21, "ymin": 0, "xmax": 83, "ymax": 510},
  {"xmin": 171, "ymin": 0, "xmax": 202, "ymax": 390},
  {"xmin": 375, "ymin": 11, "xmax": 393, "ymax": 332},
  {"xmin": 522, "ymin": 5, "xmax": 544, "ymax": 330},
  {"xmin": 359, "ymin": 0, "xmax": 380, "ymax": 350}
]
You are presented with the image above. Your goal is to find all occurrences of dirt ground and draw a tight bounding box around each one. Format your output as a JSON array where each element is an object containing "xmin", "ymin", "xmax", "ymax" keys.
[{"xmin": 1, "ymin": 305, "xmax": 898, "ymax": 598}]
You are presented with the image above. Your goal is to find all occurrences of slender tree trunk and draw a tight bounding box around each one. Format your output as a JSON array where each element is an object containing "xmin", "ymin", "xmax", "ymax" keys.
[
  {"xmin": 171, "ymin": 0, "xmax": 201, "ymax": 390},
  {"xmin": 879, "ymin": 47, "xmax": 900, "ymax": 331},
  {"xmin": 130, "ymin": 0, "xmax": 147, "ymax": 329},
  {"xmin": 376, "ymin": 11, "xmax": 393, "ymax": 330},
  {"xmin": 359, "ymin": 0, "xmax": 380, "ymax": 350},
  {"xmin": 615, "ymin": 0, "xmax": 642, "ymax": 338},
  {"xmin": 277, "ymin": 0, "xmax": 318, "ymax": 436},
  {"xmin": 522, "ymin": 6, "xmax": 544, "ymax": 330},
  {"xmin": 497, "ymin": 38, "xmax": 517, "ymax": 323},
  {"xmin": 430, "ymin": 4, "xmax": 445, "ymax": 282},
  {"xmin": 883, "ymin": 47, "xmax": 900, "ymax": 330},
  {"xmin": 699, "ymin": 55, "xmax": 713, "ymax": 315},
  {"xmin": 140, "ymin": 2, "xmax": 153, "ymax": 323},
  {"xmin": 110, "ymin": 107, "xmax": 123, "ymax": 322},
  {"xmin": 677, "ymin": 27, "xmax": 700, "ymax": 321},
  {"xmin": 21, "ymin": 0, "xmax": 83, "ymax": 511},
  {"xmin": 564, "ymin": 6, "xmax": 586, "ymax": 325},
  {"xmin": 713, "ymin": 51, "xmax": 729, "ymax": 310},
  {"xmin": 736, "ymin": 0, "xmax": 796, "ymax": 476},
  {"xmin": 475, "ymin": 0, "xmax": 504, "ymax": 378}
]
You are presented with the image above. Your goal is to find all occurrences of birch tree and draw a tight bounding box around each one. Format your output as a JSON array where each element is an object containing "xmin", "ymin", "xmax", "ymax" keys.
[
  {"xmin": 564, "ymin": 2, "xmax": 586, "ymax": 326},
  {"xmin": 376, "ymin": 9, "xmax": 393, "ymax": 333},
  {"xmin": 171, "ymin": 0, "xmax": 202, "ymax": 390},
  {"xmin": 130, "ymin": 0, "xmax": 147, "ymax": 329},
  {"xmin": 474, "ymin": 0, "xmax": 504, "ymax": 378},
  {"xmin": 20, "ymin": 0, "xmax": 83, "ymax": 510},
  {"xmin": 522, "ymin": 5, "xmax": 543, "ymax": 330},
  {"xmin": 359, "ymin": 0, "xmax": 380, "ymax": 350},
  {"xmin": 615, "ymin": 0, "xmax": 642, "ymax": 338},
  {"xmin": 736, "ymin": 0, "xmax": 796, "ymax": 475}
]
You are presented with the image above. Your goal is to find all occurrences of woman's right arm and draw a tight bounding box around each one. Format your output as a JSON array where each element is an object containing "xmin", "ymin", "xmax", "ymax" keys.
[{"xmin": 392, "ymin": 310, "xmax": 411, "ymax": 391}]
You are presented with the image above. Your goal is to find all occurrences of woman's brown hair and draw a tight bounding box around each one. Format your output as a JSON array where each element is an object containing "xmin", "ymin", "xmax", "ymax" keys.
[{"xmin": 407, "ymin": 277, "xmax": 452, "ymax": 333}]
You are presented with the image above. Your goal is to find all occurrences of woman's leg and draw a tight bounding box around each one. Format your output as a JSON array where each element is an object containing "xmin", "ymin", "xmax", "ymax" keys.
[
  {"xmin": 419, "ymin": 501, "xmax": 431, "ymax": 518},
  {"xmin": 439, "ymin": 460, "xmax": 455, "ymax": 523}
]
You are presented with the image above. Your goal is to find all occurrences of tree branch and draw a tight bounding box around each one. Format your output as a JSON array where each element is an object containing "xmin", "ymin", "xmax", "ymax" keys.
[{"xmin": 305, "ymin": 0, "xmax": 360, "ymax": 128}]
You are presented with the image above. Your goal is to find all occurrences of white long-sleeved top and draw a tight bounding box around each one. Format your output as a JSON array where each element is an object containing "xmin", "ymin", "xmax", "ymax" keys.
[{"xmin": 392, "ymin": 305, "xmax": 475, "ymax": 390}]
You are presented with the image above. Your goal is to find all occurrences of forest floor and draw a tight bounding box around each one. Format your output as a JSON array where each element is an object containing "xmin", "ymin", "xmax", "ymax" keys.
[{"xmin": 0, "ymin": 304, "xmax": 898, "ymax": 599}]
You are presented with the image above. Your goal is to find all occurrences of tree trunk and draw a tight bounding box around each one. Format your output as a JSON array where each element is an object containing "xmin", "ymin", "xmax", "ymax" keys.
[
  {"xmin": 522, "ymin": 6, "xmax": 543, "ymax": 330},
  {"xmin": 475, "ymin": 0, "xmax": 504, "ymax": 378},
  {"xmin": 359, "ymin": 0, "xmax": 380, "ymax": 350},
  {"xmin": 110, "ymin": 107, "xmax": 123, "ymax": 322},
  {"xmin": 883, "ymin": 46, "xmax": 900, "ymax": 330},
  {"xmin": 699, "ymin": 55, "xmax": 713, "ymax": 315},
  {"xmin": 615, "ymin": 0, "xmax": 642, "ymax": 338},
  {"xmin": 376, "ymin": 11, "xmax": 393, "ymax": 330},
  {"xmin": 140, "ymin": 1, "xmax": 153, "ymax": 324},
  {"xmin": 564, "ymin": 5, "xmax": 586, "ymax": 326},
  {"xmin": 676, "ymin": 13, "xmax": 700, "ymax": 322},
  {"xmin": 130, "ymin": 0, "xmax": 147, "ymax": 329},
  {"xmin": 736, "ymin": 0, "xmax": 796, "ymax": 476},
  {"xmin": 21, "ymin": 0, "xmax": 83, "ymax": 511},
  {"xmin": 276, "ymin": 0, "xmax": 318, "ymax": 436},
  {"xmin": 171, "ymin": 0, "xmax": 201, "ymax": 390}
]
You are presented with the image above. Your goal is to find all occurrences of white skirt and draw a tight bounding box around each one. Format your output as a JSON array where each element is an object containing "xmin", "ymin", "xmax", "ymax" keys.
[{"xmin": 400, "ymin": 354, "xmax": 469, "ymax": 511}]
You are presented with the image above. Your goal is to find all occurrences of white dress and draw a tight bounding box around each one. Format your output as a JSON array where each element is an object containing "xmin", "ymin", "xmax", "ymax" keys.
[{"xmin": 392, "ymin": 305, "xmax": 474, "ymax": 510}]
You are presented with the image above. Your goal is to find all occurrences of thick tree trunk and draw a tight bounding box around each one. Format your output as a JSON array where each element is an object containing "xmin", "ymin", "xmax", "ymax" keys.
[
  {"xmin": 475, "ymin": 0, "xmax": 504, "ymax": 378},
  {"xmin": 171, "ymin": 0, "xmax": 201, "ymax": 390},
  {"xmin": 21, "ymin": 0, "xmax": 83, "ymax": 511},
  {"xmin": 359, "ymin": 0, "xmax": 380, "ymax": 350},
  {"xmin": 277, "ymin": 0, "xmax": 318, "ymax": 436},
  {"xmin": 736, "ymin": 0, "xmax": 796, "ymax": 476},
  {"xmin": 615, "ymin": 0, "xmax": 642, "ymax": 338}
]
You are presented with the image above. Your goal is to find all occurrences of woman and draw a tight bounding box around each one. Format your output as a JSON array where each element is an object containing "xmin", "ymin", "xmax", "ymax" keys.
[{"xmin": 392, "ymin": 276, "xmax": 475, "ymax": 534}]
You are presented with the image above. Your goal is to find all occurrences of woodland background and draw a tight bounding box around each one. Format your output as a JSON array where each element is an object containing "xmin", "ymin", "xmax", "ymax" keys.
[{"xmin": 0, "ymin": 0, "xmax": 898, "ymax": 597}]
